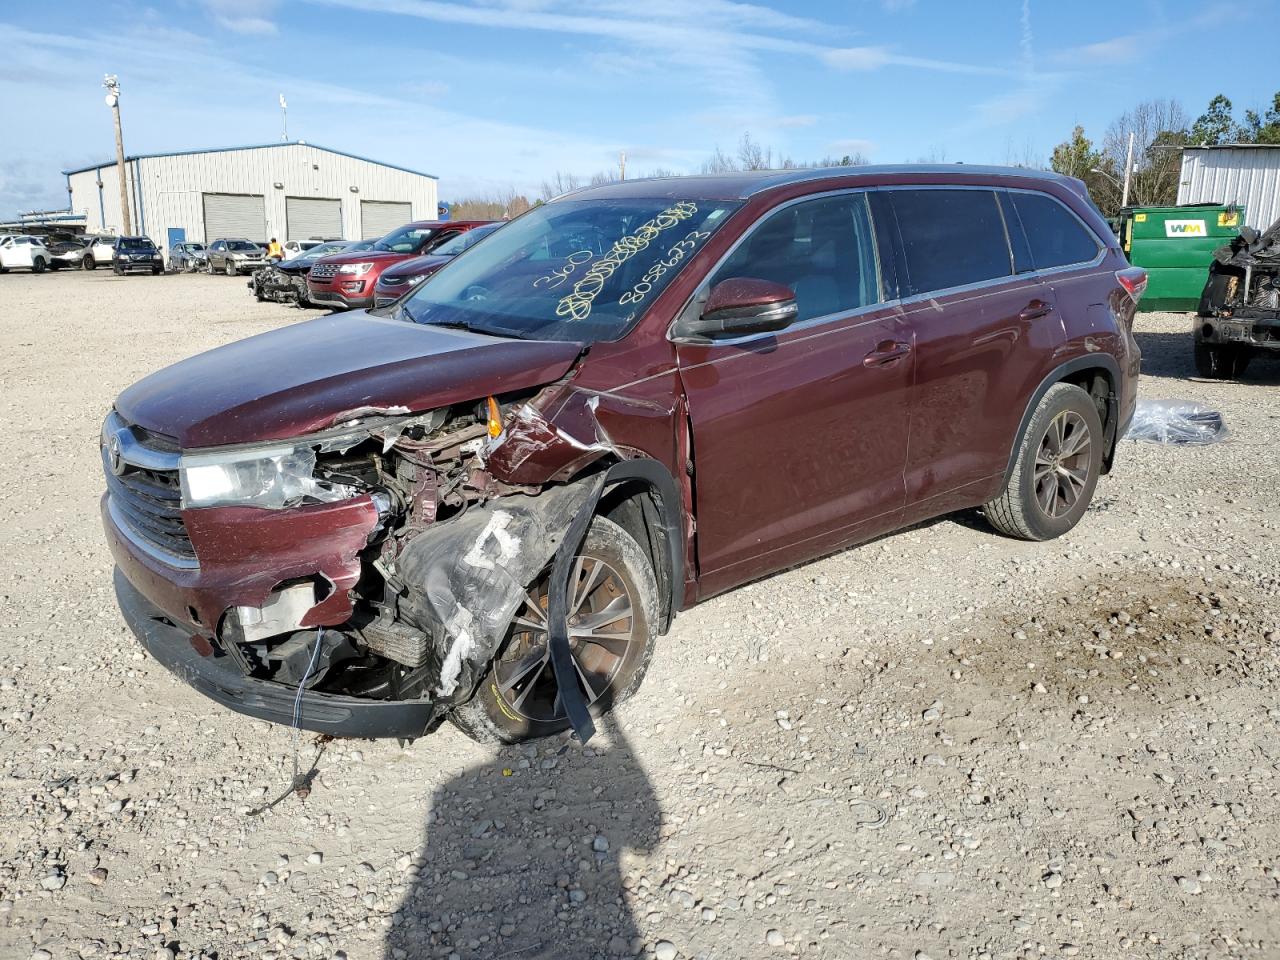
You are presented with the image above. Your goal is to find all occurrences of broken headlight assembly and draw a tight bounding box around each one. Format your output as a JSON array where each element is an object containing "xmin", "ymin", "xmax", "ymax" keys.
[{"xmin": 179, "ymin": 421, "xmax": 400, "ymax": 510}]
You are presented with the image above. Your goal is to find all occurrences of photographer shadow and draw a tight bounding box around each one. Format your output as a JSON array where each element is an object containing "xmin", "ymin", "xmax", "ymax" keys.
[{"xmin": 385, "ymin": 721, "xmax": 658, "ymax": 959}]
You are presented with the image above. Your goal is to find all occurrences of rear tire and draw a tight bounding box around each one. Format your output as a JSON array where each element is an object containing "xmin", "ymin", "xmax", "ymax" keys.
[
  {"xmin": 984, "ymin": 382, "xmax": 1103, "ymax": 541},
  {"xmin": 82, "ymin": 254, "xmax": 96, "ymax": 270},
  {"xmin": 1194, "ymin": 341, "xmax": 1250, "ymax": 380},
  {"xmin": 31, "ymin": 257, "xmax": 46, "ymax": 274},
  {"xmin": 449, "ymin": 516, "xmax": 659, "ymax": 744}
]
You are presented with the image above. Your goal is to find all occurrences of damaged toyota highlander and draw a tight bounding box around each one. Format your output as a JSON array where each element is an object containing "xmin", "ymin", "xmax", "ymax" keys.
[{"xmin": 103, "ymin": 166, "xmax": 1143, "ymax": 744}]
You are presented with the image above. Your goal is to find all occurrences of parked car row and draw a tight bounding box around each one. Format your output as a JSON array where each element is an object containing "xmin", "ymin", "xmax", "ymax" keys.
[{"xmin": 244, "ymin": 219, "xmax": 502, "ymax": 312}]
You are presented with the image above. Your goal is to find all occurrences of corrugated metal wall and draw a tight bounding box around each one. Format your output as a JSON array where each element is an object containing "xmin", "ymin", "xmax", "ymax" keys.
[
  {"xmin": 1178, "ymin": 147, "xmax": 1280, "ymax": 231},
  {"xmin": 68, "ymin": 143, "xmax": 438, "ymax": 242}
]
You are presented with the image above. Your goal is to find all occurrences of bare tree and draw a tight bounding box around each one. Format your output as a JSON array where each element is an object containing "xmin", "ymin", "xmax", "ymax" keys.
[
  {"xmin": 737, "ymin": 132, "xmax": 772, "ymax": 171},
  {"xmin": 539, "ymin": 171, "xmax": 584, "ymax": 202},
  {"xmin": 589, "ymin": 169, "xmax": 619, "ymax": 187},
  {"xmin": 700, "ymin": 145, "xmax": 738, "ymax": 174},
  {"xmin": 451, "ymin": 188, "xmax": 533, "ymax": 221},
  {"xmin": 1102, "ymin": 98, "xmax": 1189, "ymax": 207}
]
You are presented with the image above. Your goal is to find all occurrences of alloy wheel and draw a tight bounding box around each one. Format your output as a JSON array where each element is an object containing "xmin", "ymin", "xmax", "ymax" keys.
[
  {"xmin": 493, "ymin": 554, "xmax": 637, "ymax": 723},
  {"xmin": 1033, "ymin": 410, "xmax": 1092, "ymax": 518}
]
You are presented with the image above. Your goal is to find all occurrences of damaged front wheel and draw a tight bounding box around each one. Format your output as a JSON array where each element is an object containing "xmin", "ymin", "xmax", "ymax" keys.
[{"xmin": 449, "ymin": 516, "xmax": 658, "ymax": 744}]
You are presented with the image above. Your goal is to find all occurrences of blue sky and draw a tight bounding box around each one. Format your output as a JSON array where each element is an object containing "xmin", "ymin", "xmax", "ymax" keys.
[{"xmin": 2, "ymin": 0, "xmax": 1277, "ymax": 217}]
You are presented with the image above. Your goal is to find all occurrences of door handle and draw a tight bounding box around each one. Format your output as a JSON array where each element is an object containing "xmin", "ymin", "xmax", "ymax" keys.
[
  {"xmin": 1019, "ymin": 299, "xmax": 1054, "ymax": 321},
  {"xmin": 863, "ymin": 340, "xmax": 912, "ymax": 367}
]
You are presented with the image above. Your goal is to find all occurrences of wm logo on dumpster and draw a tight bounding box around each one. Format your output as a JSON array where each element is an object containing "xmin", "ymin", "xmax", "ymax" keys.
[{"xmin": 1164, "ymin": 219, "xmax": 1207, "ymax": 237}]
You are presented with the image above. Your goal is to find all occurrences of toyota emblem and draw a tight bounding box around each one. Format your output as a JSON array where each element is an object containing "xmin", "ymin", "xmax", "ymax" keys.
[{"xmin": 108, "ymin": 432, "xmax": 127, "ymax": 476}]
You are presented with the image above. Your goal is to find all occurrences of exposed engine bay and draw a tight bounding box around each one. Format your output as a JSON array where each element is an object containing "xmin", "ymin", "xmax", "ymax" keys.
[
  {"xmin": 205, "ymin": 386, "xmax": 675, "ymax": 735},
  {"xmin": 1200, "ymin": 216, "xmax": 1280, "ymax": 325},
  {"xmin": 249, "ymin": 264, "xmax": 310, "ymax": 305}
]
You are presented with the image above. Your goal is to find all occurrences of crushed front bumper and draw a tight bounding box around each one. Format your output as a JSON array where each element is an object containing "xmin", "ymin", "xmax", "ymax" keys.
[
  {"xmin": 116, "ymin": 568, "xmax": 439, "ymax": 738},
  {"xmin": 1197, "ymin": 314, "xmax": 1280, "ymax": 350}
]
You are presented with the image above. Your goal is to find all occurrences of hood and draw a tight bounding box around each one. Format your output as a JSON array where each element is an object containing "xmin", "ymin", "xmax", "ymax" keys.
[
  {"xmin": 115, "ymin": 312, "xmax": 583, "ymax": 448},
  {"xmin": 380, "ymin": 253, "xmax": 451, "ymax": 282},
  {"xmin": 317, "ymin": 249, "xmax": 405, "ymax": 266}
]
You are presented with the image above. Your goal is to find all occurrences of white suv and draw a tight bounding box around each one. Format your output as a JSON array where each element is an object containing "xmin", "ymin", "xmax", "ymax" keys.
[
  {"xmin": 80, "ymin": 236, "xmax": 118, "ymax": 270},
  {"xmin": 0, "ymin": 235, "xmax": 51, "ymax": 273}
]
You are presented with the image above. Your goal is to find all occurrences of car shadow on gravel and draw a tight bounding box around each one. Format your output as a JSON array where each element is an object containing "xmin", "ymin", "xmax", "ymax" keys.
[
  {"xmin": 384, "ymin": 721, "xmax": 658, "ymax": 959},
  {"xmin": 1134, "ymin": 329, "xmax": 1280, "ymax": 383}
]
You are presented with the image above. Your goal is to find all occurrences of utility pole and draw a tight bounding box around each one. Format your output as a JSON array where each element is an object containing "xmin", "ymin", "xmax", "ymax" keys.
[
  {"xmin": 619, "ymin": 151, "xmax": 626, "ymax": 181},
  {"xmin": 1121, "ymin": 131, "xmax": 1135, "ymax": 209},
  {"xmin": 279, "ymin": 93, "xmax": 288, "ymax": 142},
  {"xmin": 103, "ymin": 74, "xmax": 132, "ymax": 235}
]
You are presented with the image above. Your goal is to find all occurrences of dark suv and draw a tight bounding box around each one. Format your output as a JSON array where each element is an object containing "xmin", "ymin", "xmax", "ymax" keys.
[
  {"xmin": 112, "ymin": 236, "xmax": 164, "ymax": 275},
  {"xmin": 103, "ymin": 166, "xmax": 1143, "ymax": 745}
]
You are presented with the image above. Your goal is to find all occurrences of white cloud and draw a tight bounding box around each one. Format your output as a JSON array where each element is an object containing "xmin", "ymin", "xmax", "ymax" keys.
[
  {"xmin": 825, "ymin": 138, "xmax": 877, "ymax": 157},
  {"xmin": 204, "ymin": 0, "xmax": 278, "ymax": 35}
]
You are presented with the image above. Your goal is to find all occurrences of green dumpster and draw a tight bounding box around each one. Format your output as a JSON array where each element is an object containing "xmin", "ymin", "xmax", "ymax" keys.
[{"xmin": 1119, "ymin": 203, "xmax": 1244, "ymax": 311}]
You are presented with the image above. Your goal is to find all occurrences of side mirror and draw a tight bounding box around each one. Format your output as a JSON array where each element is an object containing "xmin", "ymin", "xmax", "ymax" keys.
[{"xmin": 676, "ymin": 277, "xmax": 798, "ymax": 340}]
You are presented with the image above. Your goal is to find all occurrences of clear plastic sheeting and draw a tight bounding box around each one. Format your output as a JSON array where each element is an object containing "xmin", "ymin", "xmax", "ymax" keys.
[{"xmin": 1124, "ymin": 399, "xmax": 1229, "ymax": 445}]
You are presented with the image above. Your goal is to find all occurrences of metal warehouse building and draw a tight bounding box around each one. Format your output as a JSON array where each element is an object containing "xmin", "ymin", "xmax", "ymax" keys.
[
  {"xmin": 63, "ymin": 141, "xmax": 439, "ymax": 248},
  {"xmin": 1178, "ymin": 144, "xmax": 1280, "ymax": 231}
]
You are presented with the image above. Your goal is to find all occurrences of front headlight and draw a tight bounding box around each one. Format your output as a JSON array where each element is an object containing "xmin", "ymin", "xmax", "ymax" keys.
[
  {"xmin": 179, "ymin": 426, "xmax": 375, "ymax": 509},
  {"xmin": 407, "ymin": 274, "xmax": 427, "ymax": 286},
  {"xmin": 338, "ymin": 261, "xmax": 374, "ymax": 276}
]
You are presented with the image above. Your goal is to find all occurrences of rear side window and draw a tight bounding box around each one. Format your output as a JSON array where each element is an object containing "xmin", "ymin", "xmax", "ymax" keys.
[
  {"xmin": 1009, "ymin": 191, "xmax": 1101, "ymax": 269},
  {"xmin": 711, "ymin": 193, "xmax": 881, "ymax": 323},
  {"xmin": 888, "ymin": 189, "xmax": 1012, "ymax": 296}
]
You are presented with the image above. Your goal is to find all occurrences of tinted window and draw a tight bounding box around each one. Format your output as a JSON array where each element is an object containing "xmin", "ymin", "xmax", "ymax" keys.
[
  {"xmin": 712, "ymin": 193, "xmax": 881, "ymax": 323},
  {"xmin": 889, "ymin": 189, "xmax": 1012, "ymax": 296},
  {"xmin": 1010, "ymin": 191, "xmax": 1101, "ymax": 269}
]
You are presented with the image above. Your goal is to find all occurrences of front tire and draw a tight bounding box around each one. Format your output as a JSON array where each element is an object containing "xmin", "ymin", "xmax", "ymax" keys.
[
  {"xmin": 31, "ymin": 257, "xmax": 46, "ymax": 274},
  {"xmin": 1194, "ymin": 342, "xmax": 1250, "ymax": 380},
  {"xmin": 449, "ymin": 516, "xmax": 659, "ymax": 744},
  {"xmin": 225, "ymin": 260, "xmax": 236, "ymax": 277},
  {"xmin": 82, "ymin": 254, "xmax": 96, "ymax": 270},
  {"xmin": 206, "ymin": 260, "xmax": 215, "ymax": 275},
  {"xmin": 984, "ymin": 382, "xmax": 1103, "ymax": 541}
]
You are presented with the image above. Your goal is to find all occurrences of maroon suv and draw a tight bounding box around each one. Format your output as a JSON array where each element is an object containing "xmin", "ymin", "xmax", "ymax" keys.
[
  {"xmin": 103, "ymin": 166, "xmax": 1143, "ymax": 744},
  {"xmin": 306, "ymin": 219, "xmax": 494, "ymax": 310}
]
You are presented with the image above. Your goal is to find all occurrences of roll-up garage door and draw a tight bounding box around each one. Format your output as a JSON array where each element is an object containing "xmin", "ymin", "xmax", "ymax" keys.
[
  {"xmin": 286, "ymin": 197, "xmax": 342, "ymax": 241},
  {"xmin": 203, "ymin": 193, "xmax": 266, "ymax": 242},
  {"xmin": 361, "ymin": 200, "xmax": 412, "ymax": 240}
]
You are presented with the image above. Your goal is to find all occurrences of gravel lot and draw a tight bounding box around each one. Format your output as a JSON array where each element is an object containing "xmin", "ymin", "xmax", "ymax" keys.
[{"xmin": 2, "ymin": 270, "xmax": 1279, "ymax": 960}]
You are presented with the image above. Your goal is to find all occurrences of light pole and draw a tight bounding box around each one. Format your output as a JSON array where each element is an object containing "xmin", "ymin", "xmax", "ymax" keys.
[
  {"xmin": 1089, "ymin": 167, "xmax": 1122, "ymax": 190},
  {"xmin": 103, "ymin": 75, "xmax": 132, "ymax": 235}
]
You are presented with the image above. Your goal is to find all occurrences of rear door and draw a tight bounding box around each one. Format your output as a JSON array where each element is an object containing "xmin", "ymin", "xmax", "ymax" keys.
[
  {"xmin": 676, "ymin": 191, "xmax": 914, "ymax": 596},
  {"xmin": 876, "ymin": 187, "xmax": 1063, "ymax": 514}
]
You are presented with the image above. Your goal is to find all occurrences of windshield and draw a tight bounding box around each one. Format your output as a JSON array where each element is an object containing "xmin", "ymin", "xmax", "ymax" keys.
[
  {"xmin": 119, "ymin": 238, "xmax": 155, "ymax": 251},
  {"xmin": 434, "ymin": 224, "xmax": 500, "ymax": 257},
  {"xmin": 373, "ymin": 225, "xmax": 436, "ymax": 253},
  {"xmin": 227, "ymin": 240, "xmax": 258, "ymax": 252},
  {"xmin": 401, "ymin": 198, "xmax": 741, "ymax": 342}
]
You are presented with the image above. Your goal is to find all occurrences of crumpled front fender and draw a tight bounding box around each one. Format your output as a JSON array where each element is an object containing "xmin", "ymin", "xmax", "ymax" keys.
[{"xmin": 393, "ymin": 476, "xmax": 605, "ymax": 702}]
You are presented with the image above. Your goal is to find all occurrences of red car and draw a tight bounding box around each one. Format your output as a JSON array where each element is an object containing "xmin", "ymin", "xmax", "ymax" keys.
[
  {"xmin": 373, "ymin": 222, "xmax": 503, "ymax": 308},
  {"xmin": 103, "ymin": 165, "xmax": 1142, "ymax": 745},
  {"xmin": 306, "ymin": 219, "xmax": 494, "ymax": 310}
]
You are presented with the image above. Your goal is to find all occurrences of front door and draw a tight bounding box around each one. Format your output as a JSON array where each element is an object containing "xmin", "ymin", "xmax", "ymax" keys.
[{"xmin": 675, "ymin": 191, "xmax": 914, "ymax": 597}]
